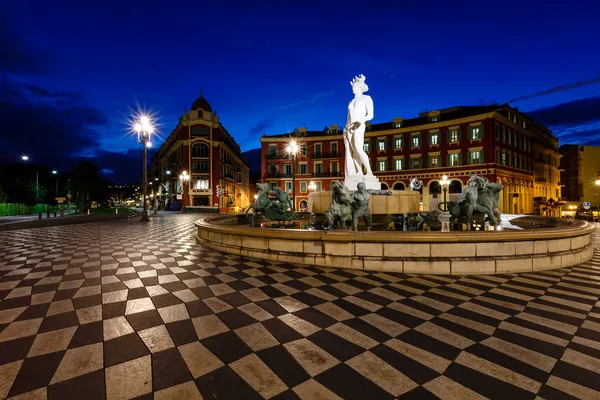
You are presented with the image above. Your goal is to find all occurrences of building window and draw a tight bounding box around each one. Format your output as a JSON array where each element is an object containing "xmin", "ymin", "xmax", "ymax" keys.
[
  {"xmin": 268, "ymin": 145, "xmax": 278, "ymax": 156},
  {"xmin": 331, "ymin": 163, "xmax": 339, "ymax": 174},
  {"xmin": 192, "ymin": 161, "xmax": 209, "ymax": 173},
  {"xmin": 331, "ymin": 142, "xmax": 338, "ymax": 156},
  {"xmin": 411, "ymin": 135, "xmax": 420, "ymax": 148},
  {"xmin": 501, "ymin": 151, "xmax": 506, "ymax": 165},
  {"xmin": 448, "ymin": 129, "xmax": 460, "ymax": 143},
  {"xmin": 470, "ymin": 126, "xmax": 481, "ymax": 140},
  {"xmin": 429, "ymin": 155, "xmax": 441, "ymax": 168},
  {"xmin": 394, "ymin": 137, "xmax": 403, "ymax": 149},
  {"xmin": 315, "ymin": 163, "xmax": 323, "ymax": 174},
  {"xmin": 300, "ymin": 144, "xmax": 307, "ymax": 156},
  {"xmin": 394, "ymin": 159, "xmax": 404, "ymax": 170},
  {"xmin": 284, "ymin": 164, "xmax": 292, "ymax": 175},
  {"xmin": 449, "ymin": 153, "xmax": 461, "ymax": 166},
  {"xmin": 363, "ymin": 141, "xmax": 371, "ymax": 152},
  {"xmin": 299, "ymin": 164, "xmax": 308, "ymax": 174},
  {"xmin": 469, "ymin": 150, "xmax": 482, "ymax": 164},
  {"xmin": 378, "ymin": 139, "xmax": 386, "ymax": 151},
  {"xmin": 269, "ymin": 182, "xmax": 278, "ymax": 190},
  {"xmin": 191, "ymin": 126, "xmax": 210, "ymax": 137},
  {"xmin": 314, "ymin": 143, "xmax": 322, "ymax": 157},
  {"xmin": 395, "ymin": 122, "xmax": 403, "ymax": 128},
  {"xmin": 300, "ymin": 181, "xmax": 307, "ymax": 193},
  {"xmin": 378, "ymin": 160, "xmax": 387, "ymax": 171},
  {"xmin": 429, "ymin": 116, "xmax": 439, "ymax": 123},
  {"xmin": 285, "ymin": 181, "xmax": 292, "ymax": 193},
  {"xmin": 193, "ymin": 179, "xmax": 209, "ymax": 190},
  {"xmin": 192, "ymin": 143, "xmax": 209, "ymax": 158},
  {"xmin": 315, "ymin": 181, "xmax": 322, "ymax": 192},
  {"xmin": 411, "ymin": 158, "xmax": 421, "ymax": 169},
  {"xmin": 429, "ymin": 132, "xmax": 440, "ymax": 145}
]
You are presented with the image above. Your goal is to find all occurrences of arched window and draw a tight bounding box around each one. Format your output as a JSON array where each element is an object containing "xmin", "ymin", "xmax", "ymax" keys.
[
  {"xmin": 192, "ymin": 143, "xmax": 209, "ymax": 158},
  {"xmin": 393, "ymin": 182, "xmax": 405, "ymax": 190},
  {"xmin": 449, "ymin": 181, "xmax": 462, "ymax": 194},
  {"xmin": 299, "ymin": 200, "xmax": 308, "ymax": 210},
  {"xmin": 429, "ymin": 181, "xmax": 441, "ymax": 194},
  {"xmin": 381, "ymin": 183, "xmax": 389, "ymax": 190}
]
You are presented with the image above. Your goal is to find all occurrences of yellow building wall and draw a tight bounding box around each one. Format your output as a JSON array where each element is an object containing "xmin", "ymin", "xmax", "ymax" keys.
[{"xmin": 582, "ymin": 146, "xmax": 600, "ymax": 207}]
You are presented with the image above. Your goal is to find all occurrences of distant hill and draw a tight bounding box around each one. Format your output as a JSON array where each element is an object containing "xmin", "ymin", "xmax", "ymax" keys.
[{"xmin": 242, "ymin": 148, "xmax": 261, "ymax": 173}]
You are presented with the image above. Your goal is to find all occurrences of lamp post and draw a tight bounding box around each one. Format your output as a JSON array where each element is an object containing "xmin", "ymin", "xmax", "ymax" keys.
[
  {"xmin": 52, "ymin": 170, "xmax": 58, "ymax": 194},
  {"xmin": 179, "ymin": 171, "xmax": 190, "ymax": 211},
  {"xmin": 440, "ymin": 175, "xmax": 450, "ymax": 211},
  {"xmin": 133, "ymin": 115, "xmax": 154, "ymax": 222},
  {"xmin": 285, "ymin": 140, "xmax": 300, "ymax": 211},
  {"xmin": 595, "ymin": 176, "xmax": 600, "ymax": 222}
]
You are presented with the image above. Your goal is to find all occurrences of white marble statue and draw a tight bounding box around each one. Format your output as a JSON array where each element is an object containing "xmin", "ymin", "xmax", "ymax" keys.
[{"xmin": 344, "ymin": 74, "xmax": 374, "ymax": 178}]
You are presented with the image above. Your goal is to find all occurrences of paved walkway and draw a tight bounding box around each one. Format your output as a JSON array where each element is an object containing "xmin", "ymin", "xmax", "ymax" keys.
[{"xmin": 0, "ymin": 214, "xmax": 599, "ymax": 399}]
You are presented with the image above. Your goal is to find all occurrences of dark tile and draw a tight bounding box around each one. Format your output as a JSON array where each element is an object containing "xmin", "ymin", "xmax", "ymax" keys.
[
  {"xmin": 102, "ymin": 301, "xmax": 126, "ymax": 319},
  {"xmin": 291, "ymin": 292, "xmax": 327, "ymax": 307},
  {"xmin": 262, "ymin": 318, "xmax": 304, "ymax": 344},
  {"xmin": 69, "ymin": 321, "xmax": 103, "ymax": 348},
  {"xmin": 185, "ymin": 300, "xmax": 212, "ymax": 318},
  {"xmin": 537, "ymin": 384, "xmax": 580, "ymax": 400},
  {"xmin": 218, "ymin": 292, "xmax": 251, "ymax": 308},
  {"xmin": 38, "ymin": 311, "xmax": 79, "ymax": 333},
  {"xmin": 256, "ymin": 299, "xmax": 288, "ymax": 317},
  {"xmin": 217, "ymin": 308, "xmax": 258, "ymax": 330},
  {"xmin": 118, "ymin": 272, "xmax": 139, "ymax": 281},
  {"xmin": 431, "ymin": 317, "xmax": 489, "ymax": 343},
  {"xmin": 127, "ymin": 287, "xmax": 149, "ymax": 300},
  {"xmin": 398, "ymin": 385, "xmax": 440, "ymax": 400},
  {"xmin": 371, "ymin": 343, "xmax": 439, "ymax": 385},
  {"xmin": 343, "ymin": 318, "xmax": 392, "ymax": 344},
  {"xmin": 307, "ymin": 330, "xmax": 363, "ymax": 362},
  {"xmin": 166, "ymin": 319, "xmax": 198, "ymax": 346},
  {"xmin": 354, "ymin": 290, "xmax": 393, "ymax": 306},
  {"xmin": 104, "ymin": 333, "xmax": 150, "ymax": 367},
  {"xmin": 201, "ymin": 331, "xmax": 252, "ymax": 364},
  {"xmin": 226, "ymin": 280, "xmax": 253, "ymax": 292},
  {"xmin": 53, "ymin": 289, "xmax": 79, "ymax": 301},
  {"xmin": 190, "ymin": 286, "xmax": 214, "ymax": 300},
  {"xmin": 271, "ymin": 390, "xmax": 301, "ymax": 400},
  {"xmin": 31, "ymin": 283, "xmax": 59, "ymax": 294},
  {"xmin": 376, "ymin": 306, "xmax": 425, "ymax": 329},
  {"xmin": 444, "ymin": 362, "xmax": 534, "ymax": 400},
  {"xmin": 397, "ymin": 329, "xmax": 460, "ymax": 361},
  {"xmin": 332, "ymin": 299, "xmax": 371, "ymax": 317},
  {"xmin": 8, "ymin": 351, "xmax": 65, "ymax": 397},
  {"xmin": 256, "ymin": 345, "xmax": 311, "ymax": 388},
  {"xmin": 293, "ymin": 308, "xmax": 336, "ymax": 329},
  {"xmin": 82, "ymin": 277, "xmax": 101, "ymax": 287},
  {"xmin": 72, "ymin": 294, "xmax": 102, "ymax": 310},
  {"xmin": 259, "ymin": 285, "xmax": 287, "ymax": 298},
  {"xmin": 162, "ymin": 281, "xmax": 188, "ymax": 293},
  {"xmin": 102, "ymin": 282, "xmax": 128, "ymax": 293},
  {"xmin": 551, "ymin": 360, "xmax": 600, "ymax": 391},
  {"xmin": 494, "ymin": 326, "xmax": 565, "ymax": 359},
  {"xmin": 47, "ymin": 369, "xmax": 105, "ymax": 400},
  {"xmin": 316, "ymin": 363, "xmax": 394, "ymax": 400},
  {"xmin": 151, "ymin": 293, "xmax": 182, "ymax": 308},
  {"xmin": 468, "ymin": 343, "xmax": 549, "ymax": 382},
  {"xmin": 140, "ymin": 277, "xmax": 159, "ymax": 286},
  {"xmin": 15, "ymin": 303, "xmax": 50, "ymax": 320},
  {"xmin": 126, "ymin": 309, "xmax": 163, "ymax": 331},
  {"xmin": 0, "ymin": 336, "xmax": 35, "ymax": 365},
  {"xmin": 152, "ymin": 347, "xmax": 193, "ymax": 390},
  {"xmin": 0, "ymin": 296, "xmax": 30, "ymax": 310},
  {"xmin": 195, "ymin": 365, "xmax": 263, "ymax": 400}
]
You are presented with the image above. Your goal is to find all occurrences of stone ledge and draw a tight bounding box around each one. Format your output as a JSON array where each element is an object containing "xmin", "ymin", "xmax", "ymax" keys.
[{"xmin": 195, "ymin": 217, "xmax": 596, "ymax": 275}]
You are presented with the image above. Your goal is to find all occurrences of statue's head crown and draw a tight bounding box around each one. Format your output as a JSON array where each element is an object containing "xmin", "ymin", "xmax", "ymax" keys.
[{"xmin": 351, "ymin": 74, "xmax": 366, "ymax": 84}]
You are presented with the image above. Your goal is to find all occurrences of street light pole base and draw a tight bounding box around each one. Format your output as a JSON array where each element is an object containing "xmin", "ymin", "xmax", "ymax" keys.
[{"xmin": 140, "ymin": 210, "xmax": 150, "ymax": 221}]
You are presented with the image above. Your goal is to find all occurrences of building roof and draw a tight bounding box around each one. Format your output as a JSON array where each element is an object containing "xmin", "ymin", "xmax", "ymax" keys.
[
  {"xmin": 191, "ymin": 91, "xmax": 212, "ymax": 112},
  {"xmin": 261, "ymin": 105, "xmax": 503, "ymax": 139}
]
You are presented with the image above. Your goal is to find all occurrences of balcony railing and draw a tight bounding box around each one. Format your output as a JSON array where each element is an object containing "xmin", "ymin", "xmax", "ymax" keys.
[
  {"xmin": 266, "ymin": 153, "xmax": 279, "ymax": 160},
  {"xmin": 312, "ymin": 172, "xmax": 342, "ymax": 178},
  {"xmin": 312, "ymin": 152, "xmax": 340, "ymax": 159},
  {"xmin": 264, "ymin": 172, "xmax": 293, "ymax": 179}
]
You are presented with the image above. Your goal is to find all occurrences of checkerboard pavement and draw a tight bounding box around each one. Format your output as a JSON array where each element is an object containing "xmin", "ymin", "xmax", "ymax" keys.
[{"xmin": 0, "ymin": 215, "xmax": 600, "ymax": 399}]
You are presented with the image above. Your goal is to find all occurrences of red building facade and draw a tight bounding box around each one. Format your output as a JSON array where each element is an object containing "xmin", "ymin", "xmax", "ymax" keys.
[
  {"xmin": 150, "ymin": 93, "xmax": 251, "ymax": 211},
  {"xmin": 260, "ymin": 105, "xmax": 561, "ymax": 215}
]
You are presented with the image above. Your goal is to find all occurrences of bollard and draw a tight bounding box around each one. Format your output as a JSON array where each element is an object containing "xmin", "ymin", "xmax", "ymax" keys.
[
  {"xmin": 38, "ymin": 212, "xmax": 42, "ymax": 219},
  {"xmin": 47, "ymin": 211, "xmax": 50, "ymax": 218},
  {"xmin": 87, "ymin": 209, "xmax": 90, "ymax": 215},
  {"xmin": 115, "ymin": 208, "xmax": 118, "ymax": 214}
]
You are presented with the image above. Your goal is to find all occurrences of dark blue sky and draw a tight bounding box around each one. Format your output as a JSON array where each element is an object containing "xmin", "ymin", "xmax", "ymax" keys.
[{"xmin": 1, "ymin": 0, "xmax": 599, "ymax": 183}]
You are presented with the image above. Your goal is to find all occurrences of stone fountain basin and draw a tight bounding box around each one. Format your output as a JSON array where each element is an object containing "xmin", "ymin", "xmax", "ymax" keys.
[{"xmin": 195, "ymin": 215, "xmax": 595, "ymax": 275}]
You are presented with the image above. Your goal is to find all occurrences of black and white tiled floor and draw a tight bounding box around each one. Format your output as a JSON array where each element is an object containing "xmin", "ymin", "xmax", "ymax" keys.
[{"xmin": 0, "ymin": 214, "xmax": 599, "ymax": 399}]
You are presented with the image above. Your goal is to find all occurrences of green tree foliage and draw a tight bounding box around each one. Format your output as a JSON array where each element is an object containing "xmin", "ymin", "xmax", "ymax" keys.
[{"xmin": 68, "ymin": 161, "xmax": 110, "ymax": 210}]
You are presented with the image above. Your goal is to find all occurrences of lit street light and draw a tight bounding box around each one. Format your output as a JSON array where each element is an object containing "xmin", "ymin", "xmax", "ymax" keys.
[
  {"xmin": 285, "ymin": 139, "xmax": 300, "ymax": 211},
  {"xmin": 440, "ymin": 175, "xmax": 450, "ymax": 211},
  {"xmin": 21, "ymin": 155, "xmax": 29, "ymax": 161},
  {"xmin": 52, "ymin": 170, "xmax": 58, "ymax": 193},
  {"xmin": 133, "ymin": 114, "xmax": 155, "ymax": 222},
  {"xmin": 179, "ymin": 171, "xmax": 190, "ymax": 211}
]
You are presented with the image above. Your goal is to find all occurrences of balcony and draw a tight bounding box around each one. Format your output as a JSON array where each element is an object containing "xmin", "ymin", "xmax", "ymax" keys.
[
  {"xmin": 535, "ymin": 178, "xmax": 547, "ymax": 183},
  {"xmin": 266, "ymin": 153, "xmax": 280, "ymax": 160},
  {"xmin": 312, "ymin": 152, "xmax": 340, "ymax": 159},
  {"xmin": 312, "ymin": 172, "xmax": 342, "ymax": 178}
]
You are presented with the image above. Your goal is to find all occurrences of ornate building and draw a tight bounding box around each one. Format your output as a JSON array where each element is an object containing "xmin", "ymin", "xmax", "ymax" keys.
[
  {"xmin": 150, "ymin": 92, "xmax": 251, "ymax": 211},
  {"xmin": 260, "ymin": 104, "xmax": 562, "ymax": 215},
  {"xmin": 560, "ymin": 144, "xmax": 584, "ymax": 202}
]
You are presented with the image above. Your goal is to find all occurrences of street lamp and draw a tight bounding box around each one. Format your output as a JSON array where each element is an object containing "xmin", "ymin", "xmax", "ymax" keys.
[
  {"xmin": 21, "ymin": 155, "xmax": 29, "ymax": 161},
  {"xmin": 133, "ymin": 114, "xmax": 154, "ymax": 222},
  {"xmin": 285, "ymin": 139, "xmax": 300, "ymax": 211},
  {"xmin": 440, "ymin": 175, "xmax": 450, "ymax": 211},
  {"xmin": 180, "ymin": 171, "xmax": 190, "ymax": 210},
  {"xmin": 52, "ymin": 170, "xmax": 58, "ymax": 193},
  {"xmin": 308, "ymin": 181, "xmax": 316, "ymax": 192}
]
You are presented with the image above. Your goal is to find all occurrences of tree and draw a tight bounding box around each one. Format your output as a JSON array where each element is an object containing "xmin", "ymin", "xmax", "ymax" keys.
[
  {"xmin": 0, "ymin": 184, "xmax": 6, "ymax": 203},
  {"xmin": 69, "ymin": 161, "xmax": 108, "ymax": 210}
]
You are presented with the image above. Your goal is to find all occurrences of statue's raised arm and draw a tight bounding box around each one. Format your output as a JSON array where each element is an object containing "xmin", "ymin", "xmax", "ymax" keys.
[{"xmin": 366, "ymin": 189, "xmax": 392, "ymax": 196}]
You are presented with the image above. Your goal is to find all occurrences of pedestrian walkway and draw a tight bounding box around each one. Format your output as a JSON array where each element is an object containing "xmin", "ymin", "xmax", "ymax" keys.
[{"xmin": 0, "ymin": 214, "xmax": 599, "ymax": 399}]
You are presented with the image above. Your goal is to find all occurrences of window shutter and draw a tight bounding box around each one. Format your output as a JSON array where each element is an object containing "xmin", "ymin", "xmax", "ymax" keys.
[
  {"xmin": 467, "ymin": 151, "xmax": 472, "ymax": 165},
  {"xmin": 446, "ymin": 130, "xmax": 451, "ymax": 143},
  {"xmin": 428, "ymin": 156, "xmax": 431, "ymax": 168},
  {"xmin": 457, "ymin": 128, "xmax": 462, "ymax": 143},
  {"xmin": 446, "ymin": 154, "xmax": 450, "ymax": 167},
  {"xmin": 467, "ymin": 127, "xmax": 473, "ymax": 140},
  {"xmin": 480, "ymin": 150, "xmax": 484, "ymax": 163},
  {"xmin": 479, "ymin": 124, "xmax": 484, "ymax": 139}
]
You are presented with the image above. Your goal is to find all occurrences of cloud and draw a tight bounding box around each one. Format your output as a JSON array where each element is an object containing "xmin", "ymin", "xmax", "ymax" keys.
[
  {"xmin": 0, "ymin": 14, "xmax": 52, "ymax": 75},
  {"xmin": 247, "ymin": 120, "xmax": 272, "ymax": 137},
  {"xmin": 275, "ymin": 91, "xmax": 335, "ymax": 111},
  {"xmin": 528, "ymin": 96, "xmax": 600, "ymax": 128}
]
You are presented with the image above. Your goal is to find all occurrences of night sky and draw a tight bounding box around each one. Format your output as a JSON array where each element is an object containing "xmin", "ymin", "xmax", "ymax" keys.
[{"xmin": 2, "ymin": 0, "xmax": 599, "ymax": 183}]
